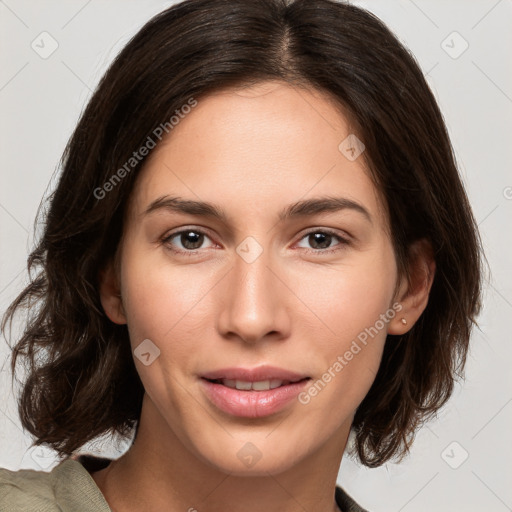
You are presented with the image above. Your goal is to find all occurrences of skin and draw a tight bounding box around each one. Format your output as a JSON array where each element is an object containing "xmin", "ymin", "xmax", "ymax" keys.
[{"xmin": 95, "ymin": 80, "xmax": 435, "ymax": 512}]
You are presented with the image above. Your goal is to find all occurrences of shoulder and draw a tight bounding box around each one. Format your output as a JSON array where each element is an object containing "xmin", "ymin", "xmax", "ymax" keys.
[
  {"xmin": 0, "ymin": 457, "xmax": 112, "ymax": 512},
  {"xmin": 0, "ymin": 462, "xmax": 56, "ymax": 512},
  {"xmin": 335, "ymin": 485, "xmax": 370, "ymax": 512}
]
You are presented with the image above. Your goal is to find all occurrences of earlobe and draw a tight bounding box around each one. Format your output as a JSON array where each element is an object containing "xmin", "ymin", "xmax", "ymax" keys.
[
  {"xmin": 388, "ymin": 238, "xmax": 436, "ymax": 335},
  {"xmin": 98, "ymin": 261, "xmax": 127, "ymax": 325}
]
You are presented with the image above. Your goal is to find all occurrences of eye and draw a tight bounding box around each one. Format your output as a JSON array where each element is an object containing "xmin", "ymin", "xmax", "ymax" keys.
[
  {"xmin": 162, "ymin": 228, "xmax": 216, "ymax": 255},
  {"xmin": 295, "ymin": 229, "xmax": 350, "ymax": 254},
  {"xmin": 161, "ymin": 226, "xmax": 350, "ymax": 257}
]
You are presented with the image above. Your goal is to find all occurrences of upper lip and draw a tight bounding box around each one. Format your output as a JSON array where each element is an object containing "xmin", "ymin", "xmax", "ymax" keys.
[{"xmin": 201, "ymin": 365, "xmax": 310, "ymax": 382}]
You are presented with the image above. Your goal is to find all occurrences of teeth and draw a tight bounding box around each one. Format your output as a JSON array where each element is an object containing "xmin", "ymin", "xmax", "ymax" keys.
[
  {"xmin": 220, "ymin": 379, "xmax": 288, "ymax": 390},
  {"xmin": 235, "ymin": 380, "xmax": 252, "ymax": 390}
]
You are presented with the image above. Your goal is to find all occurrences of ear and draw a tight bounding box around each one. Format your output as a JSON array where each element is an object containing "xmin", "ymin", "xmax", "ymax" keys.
[
  {"xmin": 388, "ymin": 238, "xmax": 436, "ymax": 335},
  {"xmin": 98, "ymin": 260, "xmax": 127, "ymax": 325}
]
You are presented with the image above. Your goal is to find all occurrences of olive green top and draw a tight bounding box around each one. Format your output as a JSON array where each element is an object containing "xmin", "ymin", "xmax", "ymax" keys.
[
  {"xmin": 0, "ymin": 455, "xmax": 369, "ymax": 512},
  {"xmin": 0, "ymin": 457, "xmax": 110, "ymax": 512}
]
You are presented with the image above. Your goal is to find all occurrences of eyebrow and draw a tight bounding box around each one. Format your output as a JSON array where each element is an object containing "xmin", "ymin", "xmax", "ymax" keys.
[{"xmin": 143, "ymin": 195, "xmax": 372, "ymax": 224}]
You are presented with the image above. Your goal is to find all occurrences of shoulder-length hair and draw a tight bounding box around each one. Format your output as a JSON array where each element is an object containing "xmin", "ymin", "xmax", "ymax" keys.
[{"xmin": 2, "ymin": 0, "xmax": 484, "ymax": 467}]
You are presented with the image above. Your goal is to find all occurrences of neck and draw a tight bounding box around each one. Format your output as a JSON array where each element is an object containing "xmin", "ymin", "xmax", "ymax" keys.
[{"xmin": 92, "ymin": 395, "xmax": 350, "ymax": 512}]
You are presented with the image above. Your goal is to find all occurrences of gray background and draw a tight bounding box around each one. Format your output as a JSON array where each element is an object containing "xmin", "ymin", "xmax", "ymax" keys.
[{"xmin": 1, "ymin": 1, "xmax": 511, "ymax": 511}]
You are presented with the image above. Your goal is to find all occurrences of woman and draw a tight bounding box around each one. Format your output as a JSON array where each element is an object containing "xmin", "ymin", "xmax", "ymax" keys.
[{"xmin": 0, "ymin": 0, "xmax": 483, "ymax": 511}]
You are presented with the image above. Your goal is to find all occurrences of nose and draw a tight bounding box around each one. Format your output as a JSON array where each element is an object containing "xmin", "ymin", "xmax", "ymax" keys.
[{"xmin": 216, "ymin": 245, "xmax": 291, "ymax": 345}]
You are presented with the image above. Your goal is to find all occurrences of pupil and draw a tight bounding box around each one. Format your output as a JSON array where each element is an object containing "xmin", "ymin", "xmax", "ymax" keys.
[
  {"xmin": 181, "ymin": 231, "xmax": 203, "ymax": 249},
  {"xmin": 310, "ymin": 233, "xmax": 331, "ymax": 249}
]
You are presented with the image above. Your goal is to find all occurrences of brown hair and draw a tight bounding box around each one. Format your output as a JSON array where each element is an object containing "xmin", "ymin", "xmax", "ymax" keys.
[{"xmin": 1, "ymin": 0, "xmax": 484, "ymax": 467}]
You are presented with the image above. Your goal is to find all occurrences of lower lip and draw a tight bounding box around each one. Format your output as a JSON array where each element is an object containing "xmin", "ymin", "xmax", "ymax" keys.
[{"xmin": 200, "ymin": 378, "xmax": 310, "ymax": 418}]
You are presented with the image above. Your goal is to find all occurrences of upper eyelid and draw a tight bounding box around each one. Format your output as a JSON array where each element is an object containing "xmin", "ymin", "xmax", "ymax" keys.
[
  {"xmin": 299, "ymin": 228, "xmax": 350, "ymax": 242},
  {"xmin": 163, "ymin": 226, "xmax": 216, "ymax": 242}
]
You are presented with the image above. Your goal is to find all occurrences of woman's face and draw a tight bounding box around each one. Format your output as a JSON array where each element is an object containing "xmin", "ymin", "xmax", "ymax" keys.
[{"xmin": 113, "ymin": 80, "xmax": 402, "ymax": 475}]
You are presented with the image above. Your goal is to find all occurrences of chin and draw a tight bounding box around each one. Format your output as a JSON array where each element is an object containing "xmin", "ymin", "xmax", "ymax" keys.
[
  {"xmin": 208, "ymin": 453, "xmax": 299, "ymax": 477},
  {"xmin": 189, "ymin": 433, "xmax": 311, "ymax": 477}
]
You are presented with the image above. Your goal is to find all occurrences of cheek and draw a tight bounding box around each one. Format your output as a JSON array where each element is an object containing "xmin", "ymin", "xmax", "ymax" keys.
[
  {"xmin": 294, "ymin": 247, "xmax": 397, "ymax": 411},
  {"xmin": 118, "ymin": 250, "xmax": 216, "ymax": 415},
  {"xmin": 296, "ymin": 245, "xmax": 397, "ymax": 342},
  {"xmin": 119, "ymin": 246, "xmax": 217, "ymax": 359}
]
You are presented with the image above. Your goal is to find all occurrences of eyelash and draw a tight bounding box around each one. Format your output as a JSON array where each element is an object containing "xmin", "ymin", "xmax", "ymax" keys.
[{"xmin": 161, "ymin": 227, "xmax": 351, "ymax": 257}]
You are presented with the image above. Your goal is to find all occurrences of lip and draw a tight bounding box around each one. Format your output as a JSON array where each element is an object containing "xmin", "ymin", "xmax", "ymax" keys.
[
  {"xmin": 200, "ymin": 379, "xmax": 310, "ymax": 418},
  {"xmin": 200, "ymin": 365, "xmax": 309, "ymax": 382},
  {"xmin": 199, "ymin": 366, "xmax": 311, "ymax": 418}
]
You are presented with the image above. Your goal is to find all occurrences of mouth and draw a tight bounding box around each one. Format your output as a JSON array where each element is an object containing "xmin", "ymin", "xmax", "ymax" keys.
[{"xmin": 199, "ymin": 367, "xmax": 312, "ymax": 418}]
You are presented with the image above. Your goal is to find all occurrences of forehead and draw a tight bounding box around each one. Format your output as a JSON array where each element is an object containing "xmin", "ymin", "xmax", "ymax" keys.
[{"xmin": 128, "ymin": 80, "xmax": 387, "ymax": 231}]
